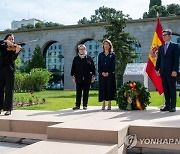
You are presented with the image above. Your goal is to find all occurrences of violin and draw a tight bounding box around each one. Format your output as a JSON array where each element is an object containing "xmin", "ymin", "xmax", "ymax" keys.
[
  {"xmin": 7, "ymin": 43, "xmax": 24, "ymax": 52},
  {"xmin": 6, "ymin": 39, "xmax": 38, "ymax": 52}
]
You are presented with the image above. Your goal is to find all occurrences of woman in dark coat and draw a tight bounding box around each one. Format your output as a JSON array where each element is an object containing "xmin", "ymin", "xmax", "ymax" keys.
[
  {"xmin": 0, "ymin": 34, "xmax": 21, "ymax": 115},
  {"xmin": 71, "ymin": 44, "xmax": 95, "ymax": 110},
  {"xmin": 98, "ymin": 39, "xmax": 116, "ymax": 110}
]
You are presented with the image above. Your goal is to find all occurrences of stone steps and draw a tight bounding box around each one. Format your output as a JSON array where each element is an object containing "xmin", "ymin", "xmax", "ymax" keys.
[
  {"xmin": 0, "ymin": 107, "xmax": 180, "ymax": 154},
  {"xmin": 47, "ymin": 124, "xmax": 128, "ymax": 147},
  {"xmin": 0, "ymin": 131, "xmax": 46, "ymax": 140},
  {"xmin": 9, "ymin": 140, "xmax": 118, "ymax": 154}
]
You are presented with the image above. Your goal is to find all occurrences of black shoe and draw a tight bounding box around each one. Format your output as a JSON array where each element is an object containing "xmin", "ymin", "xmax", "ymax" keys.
[
  {"xmin": 160, "ymin": 106, "xmax": 170, "ymax": 112},
  {"xmin": 83, "ymin": 106, "xmax": 87, "ymax": 110},
  {"xmin": 72, "ymin": 106, "xmax": 80, "ymax": 110},
  {"xmin": 169, "ymin": 108, "xmax": 176, "ymax": 112},
  {"xmin": 4, "ymin": 111, "xmax": 11, "ymax": 116}
]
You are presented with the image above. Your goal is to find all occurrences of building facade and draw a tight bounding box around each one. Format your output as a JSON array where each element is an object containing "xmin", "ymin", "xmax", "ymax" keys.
[{"xmin": 11, "ymin": 18, "xmax": 41, "ymax": 30}]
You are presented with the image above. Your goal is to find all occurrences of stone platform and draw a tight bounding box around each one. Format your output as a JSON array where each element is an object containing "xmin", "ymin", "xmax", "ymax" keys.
[{"xmin": 0, "ymin": 106, "xmax": 180, "ymax": 154}]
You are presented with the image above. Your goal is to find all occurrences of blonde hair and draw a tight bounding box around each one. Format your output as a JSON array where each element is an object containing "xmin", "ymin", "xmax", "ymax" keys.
[{"xmin": 102, "ymin": 39, "xmax": 113, "ymax": 52}]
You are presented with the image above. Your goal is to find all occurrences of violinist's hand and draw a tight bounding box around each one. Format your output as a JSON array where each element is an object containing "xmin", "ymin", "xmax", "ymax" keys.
[
  {"xmin": 171, "ymin": 71, "xmax": 177, "ymax": 77},
  {"xmin": 155, "ymin": 70, "xmax": 160, "ymax": 76},
  {"xmin": 72, "ymin": 76, "xmax": 76, "ymax": 84},
  {"xmin": 4, "ymin": 40, "xmax": 14, "ymax": 46},
  {"xmin": 15, "ymin": 45, "xmax": 22, "ymax": 53},
  {"xmin": 91, "ymin": 76, "xmax": 95, "ymax": 83},
  {"xmin": 105, "ymin": 72, "xmax": 109, "ymax": 77}
]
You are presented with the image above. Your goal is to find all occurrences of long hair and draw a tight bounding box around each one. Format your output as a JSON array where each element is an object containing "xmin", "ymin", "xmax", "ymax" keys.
[
  {"xmin": 102, "ymin": 39, "xmax": 113, "ymax": 52},
  {"xmin": 4, "ymin": 34, "xmax": 14, "ymax": 40}
]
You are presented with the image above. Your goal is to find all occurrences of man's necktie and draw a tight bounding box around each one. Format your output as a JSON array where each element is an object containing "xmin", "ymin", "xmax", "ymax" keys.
[{"xmin": 164, "ymin": 43, "xmax": 168, "ymax": 55}]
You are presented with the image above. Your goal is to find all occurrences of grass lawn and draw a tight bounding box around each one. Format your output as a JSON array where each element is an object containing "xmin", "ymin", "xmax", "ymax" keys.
[{"xmin": 14, "ymin": 90, "xmax": 180, "ymax": 111}]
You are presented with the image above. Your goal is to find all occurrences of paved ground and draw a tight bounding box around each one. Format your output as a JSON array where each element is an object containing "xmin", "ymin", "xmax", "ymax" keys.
[
  {"xmin": 0, "ymin": 136, "xmax": 40, "ymax": 154},
  {"xmin": 0, "ymin": 142, "xmax": 25, "ymax": 154}
]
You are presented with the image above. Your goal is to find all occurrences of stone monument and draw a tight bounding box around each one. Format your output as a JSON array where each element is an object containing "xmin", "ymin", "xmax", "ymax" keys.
[{"xmin": 123, "ymin": 63, "xmax": 148, "ymax": 88}]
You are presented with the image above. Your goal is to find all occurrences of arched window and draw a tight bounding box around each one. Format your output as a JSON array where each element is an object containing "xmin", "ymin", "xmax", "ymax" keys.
[{"xmin": 45, "ymin": 42, "xmax": 64, "ymax": 90}]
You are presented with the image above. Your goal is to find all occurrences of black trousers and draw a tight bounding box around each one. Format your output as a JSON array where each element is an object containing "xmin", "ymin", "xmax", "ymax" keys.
[
  {"xmin": 161, "ymin": 74, "xmax": 176, "ymax": 109},
  {"xmin": 0, "ymin": 66, "xmax": 15, "ymax": 111},
  {"xmin": 75, "ymin": 83, "xmax": 90, "ymax": 107}
]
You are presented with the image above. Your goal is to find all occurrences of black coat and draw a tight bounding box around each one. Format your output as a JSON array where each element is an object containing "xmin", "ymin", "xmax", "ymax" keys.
[
  {"xmin": 0, "ymin": 40, "xmax": 18, "ymax": 70},
  {"xmin": 98, "ymin": 52, "xmax": 116, "ymax": 102},
  {"xmin": 71, "ymin": 55, "xmax": 95, "ymax": 84},
  {"xmin": 0, "ymin": 40, "xmax": 19, "ymax": 111}
]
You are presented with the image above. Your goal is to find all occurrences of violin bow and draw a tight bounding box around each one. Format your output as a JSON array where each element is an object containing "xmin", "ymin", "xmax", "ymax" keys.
[{"xmin": 17, "ymin": 39, "xmax": 39, "ymax": 46}]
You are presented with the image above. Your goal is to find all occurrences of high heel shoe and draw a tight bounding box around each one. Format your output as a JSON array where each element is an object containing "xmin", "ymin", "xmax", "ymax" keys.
[
  {"xmin": 107, "ymin": 101, "xmax": 111, "ymax": 110},
  {"xmin": 4, "ymin": 111, "xmax": 11, "ymax": 116},
  {"xmin": 102, "ymin": 101, "xmax": 106, "ymax": 110}
]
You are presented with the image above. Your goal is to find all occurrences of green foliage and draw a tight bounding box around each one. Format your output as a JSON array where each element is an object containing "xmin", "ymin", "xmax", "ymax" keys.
[
  {"xmin": 149, "ymin": 0, "xmax": 162, "ymax": 9},
  {"xmin": 17, "ymin": 22, "xmax": 63, "ymax": 30},
  {"xmin": 78, "ymin": 6, "xmax": 131, "ymax": 24},
  {"xmin": 15, "ymin": 68, "xmax": 51, "ymax": 92},
  {"xmin": 35, "ymin": 21, "xmax": 62, "ymax": 28},
  {"xmin": 14, "ymin": 71, "xmax": 26, "ymax": 92},
  {"xmin": 29, "ymin": 68, "xmax": 51, "ymax": 91},
  {"xmin": 117, "ymin": 81, "xmax": 151, "ymax": 110},
  {"xmin": 143, "ymin": 2, "xmax": 180, "ymax": 18},
  {"xmin": 167, "ymin": 3, "xmax": 180, "ymax": 16},
  {"xmin": 15, "ymin": 56, "xmax": 21, "ymax": 69},
  {"xmin": 28, "ymin": 45, "xmax": 46, "ymax": 71},
  {"xmin": 17, "ymin": 24, "xmax": 34, "ymax": 30}
]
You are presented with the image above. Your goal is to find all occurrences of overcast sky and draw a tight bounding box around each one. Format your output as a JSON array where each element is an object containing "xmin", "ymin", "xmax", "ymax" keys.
[{"xmin": 0, "ymin": 0, "xmax": 179, "ymax": 31}]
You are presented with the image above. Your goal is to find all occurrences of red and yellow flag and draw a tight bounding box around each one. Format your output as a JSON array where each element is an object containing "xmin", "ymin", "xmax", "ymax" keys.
[{"xmin": 146, "ymin": 17, "xmax": 164, "ymax": 95}]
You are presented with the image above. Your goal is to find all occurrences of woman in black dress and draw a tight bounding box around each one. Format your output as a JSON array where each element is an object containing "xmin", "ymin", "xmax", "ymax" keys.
[{"xmin": 98, "ymin": 39, "xmax": 116, "ymax": 110}]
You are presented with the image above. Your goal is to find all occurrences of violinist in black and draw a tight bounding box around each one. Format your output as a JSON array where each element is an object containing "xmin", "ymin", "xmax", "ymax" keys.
[
  {"xmin": 0, "ymin": 34, "xmax": 21, "ymax": 115},
  {"xmin": 71, "ymin": 44, "xmax": 95, "ymax": 110}
]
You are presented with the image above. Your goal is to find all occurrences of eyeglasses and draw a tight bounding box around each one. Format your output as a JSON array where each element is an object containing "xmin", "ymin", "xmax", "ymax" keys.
[{"xmin": 162, "ymin": 34, "xmax": 169, "ymax": 37}]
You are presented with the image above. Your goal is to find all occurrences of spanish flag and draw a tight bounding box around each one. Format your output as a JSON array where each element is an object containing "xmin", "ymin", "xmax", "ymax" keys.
[{"xmin": 146, "ymin": 17, "xmax": 164, "ymax": 95}]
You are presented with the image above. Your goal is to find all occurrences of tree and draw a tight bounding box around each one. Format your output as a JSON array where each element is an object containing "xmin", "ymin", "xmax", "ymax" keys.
[
  {"xmin": 78, "ymin": 6, "xmax": 136, "ymax": 86},
  {"xmin": 143, "ymin": 1, "xmax": 180, "ymax": 18},
  {"xmin": 149, "ymin": 0, "xmax": 162, "ymax": 9},
  {"xmin": 78, "ymin": 6, "xmax": 131, "ymax": 24},
  {"xmin": 17, "ymin": 24, "xmax": 34, "ymax": 30},
  {"xmin": 17, "ymin": 21, "xmax": 63, "ymax": 30},
  {"xmin": 28, "ymin": 45, "xmax": 46, "ymax": 71},
  {"xmin": 143, "ymin": 5, "xmax": 168, "ymax": 18},
  {"xmin": 167, "ymin": 3, "xmax": 180, "ymax": 16},
  {"xmin": 103, "ymin": 13, "xmax": 137, "ymax": 86}
]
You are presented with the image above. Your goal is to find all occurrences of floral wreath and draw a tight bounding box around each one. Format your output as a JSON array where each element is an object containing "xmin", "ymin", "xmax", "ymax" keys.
[{"xmin": 117, "ymin": 81, "xmax": 151, "ymax": 110}]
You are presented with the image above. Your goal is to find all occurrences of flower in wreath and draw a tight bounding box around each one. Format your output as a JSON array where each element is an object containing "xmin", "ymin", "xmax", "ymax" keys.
[{"xmin": 116, "ymin": 81, "xmax": 151, "ymax": 110}]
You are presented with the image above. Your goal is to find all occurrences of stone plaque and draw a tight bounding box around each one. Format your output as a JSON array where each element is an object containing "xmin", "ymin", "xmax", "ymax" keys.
[{"xmin": 123, "ymin": 63, "xmax": 148, "ymax": 88}]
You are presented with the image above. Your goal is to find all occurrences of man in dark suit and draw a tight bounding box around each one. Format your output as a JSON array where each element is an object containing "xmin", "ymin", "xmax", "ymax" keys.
[
  {"xmin": 156, "ymin": 29, "xmax": 180, "ymax": 112},
  {"xmin": 71, "ymin": 44, "xmax": 95, "ymax": 110}
]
